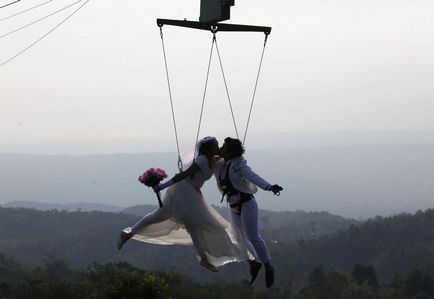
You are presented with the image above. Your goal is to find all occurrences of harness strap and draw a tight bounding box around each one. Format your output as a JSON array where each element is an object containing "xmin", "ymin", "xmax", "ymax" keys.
[
  {"xmin": 219, "ymin": 161, "xmax": 233, "ymax": 202},
  {"xmin": 218, "ymin": 161, "xmax": 253, "ymax": 215}
]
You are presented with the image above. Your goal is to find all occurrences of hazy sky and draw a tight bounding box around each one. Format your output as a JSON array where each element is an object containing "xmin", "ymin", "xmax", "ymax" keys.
[{"xmin": 1, "ymin": 0, "xmax": 434, "ymax": 153}]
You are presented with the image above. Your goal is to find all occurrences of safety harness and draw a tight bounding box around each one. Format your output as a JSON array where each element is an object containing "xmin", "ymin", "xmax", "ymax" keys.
[{"xmin": 219, "ymin": 161, "xmax": 253, "ymax": 215}]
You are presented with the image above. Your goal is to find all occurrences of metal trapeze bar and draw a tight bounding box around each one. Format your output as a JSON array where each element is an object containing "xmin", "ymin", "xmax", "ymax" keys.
[{"xmin": 156, "ymin": 18, "xmax": 271, "ymax": 35}]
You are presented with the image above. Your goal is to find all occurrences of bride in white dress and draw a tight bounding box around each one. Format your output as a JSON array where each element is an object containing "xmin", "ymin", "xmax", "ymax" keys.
[{"xmin": 117, "ymin": 137, "xmax": 249, "ymax": 271}]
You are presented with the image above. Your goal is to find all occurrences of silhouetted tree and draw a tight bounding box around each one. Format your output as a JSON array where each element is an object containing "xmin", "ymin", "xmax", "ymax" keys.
[
  {"xmin": 351, "ymin": 264, "xmax": 379, "ymax": 290},
  {"xmin": 404, "ymin": 267, "xmax": 433, "ymax": 298}
]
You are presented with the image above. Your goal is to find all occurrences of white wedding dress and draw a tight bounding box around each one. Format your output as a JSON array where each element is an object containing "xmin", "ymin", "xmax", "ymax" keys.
[{"xmin": 123, "ymin": 154, "xmax": 250, "ymax": 267}]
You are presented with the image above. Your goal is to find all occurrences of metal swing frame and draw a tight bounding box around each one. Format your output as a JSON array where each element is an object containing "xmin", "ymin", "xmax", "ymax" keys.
[{"xmin": 156, "ymin": 18, "xmax": 271, "ymax": 35}]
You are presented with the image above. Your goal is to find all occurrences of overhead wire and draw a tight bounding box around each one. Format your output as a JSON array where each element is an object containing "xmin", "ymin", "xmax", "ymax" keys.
[
  {"xmin": 0, "ymin": 0, "xmax": 54, "ymax": 22},
  {"xmin": 0, "ymin": 0, "xmax": 20, "ymax": 9},
  {"xmin": 0, "ymin": 0, "xmax": 90, "ymax": 69},
  {"xmin": 0, "ymin": 0, "xmax": 82, "ymax": 39}
]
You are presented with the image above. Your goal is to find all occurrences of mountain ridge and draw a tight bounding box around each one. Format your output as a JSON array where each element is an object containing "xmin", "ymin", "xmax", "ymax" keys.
[{"xmin": 0, "ymin": 206, "xmax": 433, "ymax": 288}]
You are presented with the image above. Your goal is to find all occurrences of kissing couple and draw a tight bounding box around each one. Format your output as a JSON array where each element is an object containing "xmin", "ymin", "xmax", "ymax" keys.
[{"xmin": 118, "ymin": 136, "xmax": 283, "ymax": 288}]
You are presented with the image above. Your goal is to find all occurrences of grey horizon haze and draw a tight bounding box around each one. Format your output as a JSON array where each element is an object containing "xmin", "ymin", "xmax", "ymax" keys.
[
  {"xmin": 1, "ymin": 1, "xmax": 433, "ymax": 217},
  {"xmin": 1, "ymin": 141, "xmax": 434, "ymax": 218}
]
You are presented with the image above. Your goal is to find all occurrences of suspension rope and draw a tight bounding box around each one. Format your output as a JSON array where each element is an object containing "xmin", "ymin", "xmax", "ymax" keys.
[
  {"xmin": 0, "ymin": 0, "xmax": 89, "ymax": 69},
  {"xmin": 0, "ymin": 0, "xmax": 82, "ymax": 39},
  {"xmin": 159, "ymin": 26, "xmax": 183, "ymax": 170},
  {"xmin": 214, "ymin": 31, "xmax": 240, "ymax": 139},
  {"xmin": 193, "ymin": 31, "xmax": 216, "ymax": 157},
  {"xmin": 157, "ymin": 25, "xmax": 270, "ymax": 166},
  {"xmin": 0, "ymin": 0, "xmax": 54, "ymax": 22},
  {"xmin": 242, "ymin": 33, "xmax": 269, "ymax": 145}
]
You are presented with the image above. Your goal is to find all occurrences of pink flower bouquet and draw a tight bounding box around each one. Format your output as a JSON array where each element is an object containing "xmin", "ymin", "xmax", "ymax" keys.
[{"xmin": 138, "ymin": 168, "xmax": 168, "ymax": 208}]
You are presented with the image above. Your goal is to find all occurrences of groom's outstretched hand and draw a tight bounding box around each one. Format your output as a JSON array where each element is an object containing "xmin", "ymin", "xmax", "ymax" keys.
[{"xmin": 269, "ymin": 184, "xmax": 283, "ymax": 195}]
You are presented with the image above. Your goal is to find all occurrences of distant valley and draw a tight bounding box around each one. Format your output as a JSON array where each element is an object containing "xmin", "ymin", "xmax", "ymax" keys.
[
  {"xmin": 1, "ymin": 143, "xmax": 433, "ymax": 218},
  {"xmin": 1, "ymin": 200, "xmax": 125, "ymax": 213}
]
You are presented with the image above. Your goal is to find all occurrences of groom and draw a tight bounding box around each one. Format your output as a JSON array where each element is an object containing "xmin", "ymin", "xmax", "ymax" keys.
[{"xmin": 217, "ymin": 137, "xmax": 283, "ymax": 288}]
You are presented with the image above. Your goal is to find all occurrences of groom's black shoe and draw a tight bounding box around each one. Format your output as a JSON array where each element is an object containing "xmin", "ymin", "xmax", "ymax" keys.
[
  {"xmin": 117, "ymin": 231, "xmax": 132, "ymax": 250},
  {"xmin": 265, "ymin": 264, "xmax": 275, "ymax": 288},
  {"xmin": 200, "ymin": 259, "xmax": 219, "ymax": 272},
  {"xmin": 249, "ymin": 260, "xmax": 262, "ymax": 285}
]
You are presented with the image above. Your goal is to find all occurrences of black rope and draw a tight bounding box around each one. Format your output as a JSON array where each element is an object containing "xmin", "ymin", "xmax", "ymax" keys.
[
  {"xmin": 214, "ymin": 33, "xmax": 240, "ymax": 140},
  {"xmin": 0, "ymin": 0, "xmax": 89, "ymax": 69},
  {"xmin": 0, "ymin": 0, "xmax": 53, "ymax": 22},
  {"xmin": 194, "ymin": 32, "xmax": 216, "ymax": 158},
  {"xmin": 0, "ymin": 0, "xmax": 82, "ymax": 39},
  {"xmin": 242, "ymin": 34, "xmax": 269, "ymax": 145},
  {"xmin": 159, "ymin": 26, "xmax": 183, "ymax": 170}
]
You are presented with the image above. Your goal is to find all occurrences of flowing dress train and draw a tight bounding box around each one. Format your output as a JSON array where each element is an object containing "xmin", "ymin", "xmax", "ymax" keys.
[{"xmin": 123, "ymin": 155, "xmax": 250, "ymax": 267}]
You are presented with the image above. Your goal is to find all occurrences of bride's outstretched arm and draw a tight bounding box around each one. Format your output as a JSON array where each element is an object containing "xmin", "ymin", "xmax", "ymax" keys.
[{"xmin": 154, "ymin": 163, "xmax": 200, "ymax": 191}]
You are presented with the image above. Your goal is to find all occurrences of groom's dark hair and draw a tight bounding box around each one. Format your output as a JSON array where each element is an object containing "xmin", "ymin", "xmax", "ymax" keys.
[{"xmin": 224, "ymin": 137, "xmax": 245, "ymax": 157}]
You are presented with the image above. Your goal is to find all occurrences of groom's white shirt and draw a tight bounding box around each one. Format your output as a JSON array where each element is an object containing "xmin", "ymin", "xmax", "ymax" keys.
[{"xmin": 215, "ymin": 156, "xmax": 271, "ymax": 195}]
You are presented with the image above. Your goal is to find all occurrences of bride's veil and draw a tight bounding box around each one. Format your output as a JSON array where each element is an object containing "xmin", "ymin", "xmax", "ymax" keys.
[
  {"xmin": 180, "ymin": 136, "xmax": 217, "ymax": 171},
  {"xmin": 180, "ymin": 148, "xmax": 196, "ymax": 171}
]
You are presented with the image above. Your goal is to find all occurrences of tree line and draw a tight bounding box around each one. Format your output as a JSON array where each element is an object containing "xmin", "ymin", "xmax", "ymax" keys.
[{"xmin": 1, "ymin": 253, "xmax": 433, "ymax": 299}]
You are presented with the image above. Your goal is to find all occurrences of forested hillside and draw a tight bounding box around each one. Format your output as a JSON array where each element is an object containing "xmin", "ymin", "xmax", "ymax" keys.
[
  {"xmin": 0, "ymin": 206, "xmax": 354, "ymax": 283},
  {"xmin": 272, "ymin": 209, "xmax": 434, "ymax": 290},
  {"xmin": 1, "ymin": 207, "xmax": 433, "ymax": 294}
]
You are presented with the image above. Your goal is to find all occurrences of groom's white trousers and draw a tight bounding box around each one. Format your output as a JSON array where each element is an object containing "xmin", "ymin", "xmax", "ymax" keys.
[{"xmin": 229, "ymin": 198, "xmax": 271, "ymax": 264}]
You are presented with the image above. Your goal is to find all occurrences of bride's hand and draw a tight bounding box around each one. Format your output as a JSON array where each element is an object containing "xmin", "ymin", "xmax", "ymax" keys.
[
  {"xmin": 153, "ymin": 185, "xmax": 162, "ymax": 193},
  {"xmin": 153, "ymin": 179, "xmax": 175, "ymax": 192}
]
